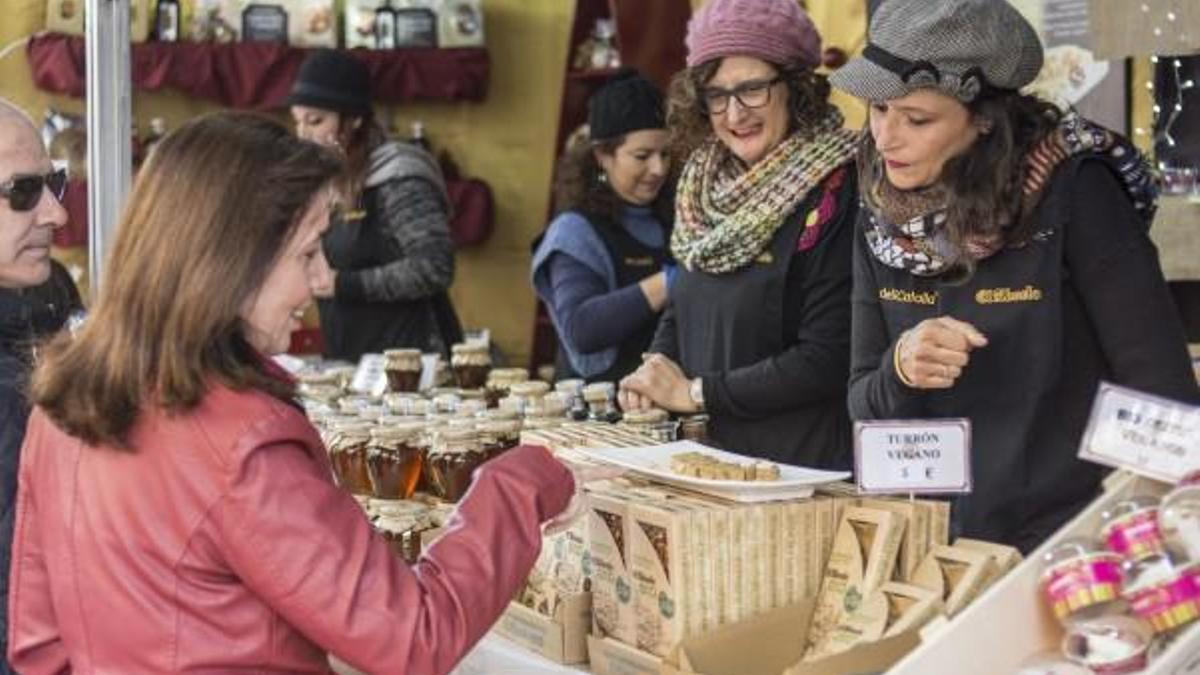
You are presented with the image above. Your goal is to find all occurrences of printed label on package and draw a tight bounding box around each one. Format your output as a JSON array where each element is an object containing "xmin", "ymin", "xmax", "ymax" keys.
[
  {"xmin": 854, "ymin": 419, "xmax": 972, "ymax": 495},
  {"xmin": 1078, "ymin": 382, "xmax": 1200, "ymax": 484}
]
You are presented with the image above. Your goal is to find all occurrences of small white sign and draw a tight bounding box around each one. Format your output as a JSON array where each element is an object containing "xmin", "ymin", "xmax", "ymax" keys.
[
  {"xmin": 854, "ymin": 419, "xmax": 972, "ymax": 495},
  {"xmin": 1079, "ymin": 382, "xmax": 1200, "ymax": 484},
  {"xmin": 349, "ymin": 353, "xmax": 389, "ymax": 397}
]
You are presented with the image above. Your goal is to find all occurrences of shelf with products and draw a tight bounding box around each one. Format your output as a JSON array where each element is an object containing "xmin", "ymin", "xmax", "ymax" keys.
[{"xmin": 25, "ymin": 32, "xmax": 490, "ymax": 108}]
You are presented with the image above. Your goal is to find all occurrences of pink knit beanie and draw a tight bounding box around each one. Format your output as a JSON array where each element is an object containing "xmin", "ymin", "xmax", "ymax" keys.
[{"xmin": 686, "ymin": 0, "xmax": 822, "ymax": 69}]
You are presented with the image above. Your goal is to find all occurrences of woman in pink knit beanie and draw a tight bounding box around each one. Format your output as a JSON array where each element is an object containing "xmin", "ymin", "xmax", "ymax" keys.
[{"xmin": 619, "ymin": 0, "xmax": 861, "ymax": 470}]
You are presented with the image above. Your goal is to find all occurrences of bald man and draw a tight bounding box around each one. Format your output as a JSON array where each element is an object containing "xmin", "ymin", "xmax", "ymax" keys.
[{"xmin": 0, "ymin": 98, "xmax": 69, "ymax": 674}]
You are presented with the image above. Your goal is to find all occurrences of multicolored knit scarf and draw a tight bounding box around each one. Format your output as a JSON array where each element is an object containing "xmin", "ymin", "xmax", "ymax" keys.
[
  {"xmin": 863, "ymin": 112, "xmax": 1159, "ymax": 277},
  {"xmin": 671, "ymin": 110, "xmax": 859, "ymax": 274}
]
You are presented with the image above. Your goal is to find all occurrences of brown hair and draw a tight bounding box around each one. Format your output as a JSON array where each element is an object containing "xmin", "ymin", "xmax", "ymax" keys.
[
  {"xmin": 551, "ymin": 128, "xmax": 674, "ymax": 226},
  {"xmin": 857, "ymin": 90, "xmax": 1062, "ymax": 279},
  {"xmin": 32, "ymin": 112, "xmax": 342, "ymax": 448},
  {"xmin": 333, "ymin": 109, "xmax": 385, "ymax": 206},
  {"xmin": 665, "ymin": 57, "xmax": 836, "ymax": 164}
]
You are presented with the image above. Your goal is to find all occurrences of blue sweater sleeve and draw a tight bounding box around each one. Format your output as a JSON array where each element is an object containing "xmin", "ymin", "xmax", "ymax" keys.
[{"xmin": 546, "ymin": 252, "xmax": 656, "ymax": 354}]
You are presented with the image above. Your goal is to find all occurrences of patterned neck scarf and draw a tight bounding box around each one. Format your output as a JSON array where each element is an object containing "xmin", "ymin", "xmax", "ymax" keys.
[
  {"xmin": 863, "ymin": 112, "xmax": 1159, "ymax": 277},
  {"xmin": 670, "ymin": 110, "xmax": 859, "ymax": 274}
]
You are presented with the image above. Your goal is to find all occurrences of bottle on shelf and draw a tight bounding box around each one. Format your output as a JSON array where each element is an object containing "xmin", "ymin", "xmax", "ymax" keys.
[
  {"xmin": 154, "ymin": 0, "xmax": 181, "ymax": 42},
  {"xmin": 375, "ymin": 0, "xmax": 398, "ymax": 49}
]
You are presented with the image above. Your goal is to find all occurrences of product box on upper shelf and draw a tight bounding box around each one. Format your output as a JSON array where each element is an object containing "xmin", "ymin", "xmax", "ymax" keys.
[
  {"xmin": 437, "ymin": 0, "xmax": 484, "ymax": 47},
  {"xmin": 45, "ymin": 0, "xmax": 153, "ymax": 42},
  {"xmin": 235, "ymin": 1, "xmax": 335, "ymax": 46}
]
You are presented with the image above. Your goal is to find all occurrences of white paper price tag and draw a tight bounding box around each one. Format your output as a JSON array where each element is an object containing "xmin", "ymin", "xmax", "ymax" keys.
[
  {"xmin": 854, "ymin": 419, "xmax": 972, "ymax": 495},
  {"xmin": 349, "ymin": 353, "xmax": 389, "ymax": 397},
  {"xmin": 1079, "ymin": 382, "xmax": 1200, "ymax": 484}
]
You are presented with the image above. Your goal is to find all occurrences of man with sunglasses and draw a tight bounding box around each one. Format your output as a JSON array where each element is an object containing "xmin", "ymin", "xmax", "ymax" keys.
[{"xmin": 0, "ymin": 97, "xmax": 69, "ymax": 675}]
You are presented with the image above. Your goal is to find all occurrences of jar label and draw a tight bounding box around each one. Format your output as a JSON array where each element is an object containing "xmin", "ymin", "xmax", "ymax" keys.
[
  {"xmin": 1043, "ymin": 555, "xmax": 1123, "ymax": 620},
  {"xmin": 1127, "ymin": 569, "xmax": 1200, "ymax": 632},
  {"xmin": 1105, "ymin": 508, "xmax": 1165, "ymax": 561}
]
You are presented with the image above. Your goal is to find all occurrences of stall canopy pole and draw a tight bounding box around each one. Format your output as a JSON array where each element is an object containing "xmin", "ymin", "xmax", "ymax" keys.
[{"xmin": 85, "ymin": 0, "xmax": 132, "ymax": 297}]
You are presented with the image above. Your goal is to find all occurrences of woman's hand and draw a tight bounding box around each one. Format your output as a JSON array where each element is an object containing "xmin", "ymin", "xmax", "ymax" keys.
[
  {"xmin": 543, "ymin": 459, "xmax": 626, "ymax": 536},
  {"xmin": 619, "ymin": 354, "xmax": 700, "ymax": 413},
  {"xmin": 895, "ymin": 316, "xmax": 988, "ymax": 389}
]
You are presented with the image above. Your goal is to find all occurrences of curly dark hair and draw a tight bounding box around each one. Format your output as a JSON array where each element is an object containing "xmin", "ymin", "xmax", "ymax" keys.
[
  {"xmin": 551, "ymin": 129, "xmax": 675, "ymax": 227},
  {"xmin": 857, "ymin": 89, "xmax": 1062, "ymax": 280},
  {"xmin": 665, "ymin": 57, "xmax": 838, "ymax": 164}
]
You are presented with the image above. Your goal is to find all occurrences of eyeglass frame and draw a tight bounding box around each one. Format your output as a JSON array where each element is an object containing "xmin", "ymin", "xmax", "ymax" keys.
[
  {"xmin": 0, "ymin": 168, "xmax": 68, "ymax": 213},
  {"xmin": 700, "ymin": 76, "xmax": 784, "ymax": 115}
]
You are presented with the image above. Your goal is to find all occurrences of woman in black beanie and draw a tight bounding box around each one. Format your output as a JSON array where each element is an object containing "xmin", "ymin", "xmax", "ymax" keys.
[
  {"xmin": 289, "ymin": 49, "xmax": 462, "ymax": 361},
  {"xmin": 531, "ymin": 70, "xmax": 675, "ymax": 382}
]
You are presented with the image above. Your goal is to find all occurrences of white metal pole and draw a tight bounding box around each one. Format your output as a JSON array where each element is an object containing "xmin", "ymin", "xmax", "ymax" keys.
[{"xmin": 85, "ymin": 0, "xmax": 132, "ymax": 297}]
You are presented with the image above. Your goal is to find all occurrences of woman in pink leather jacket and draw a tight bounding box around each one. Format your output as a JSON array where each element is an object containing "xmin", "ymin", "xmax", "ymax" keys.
[{"xmin": 7, "ymin": 112, "xmax": 579, "ymax": 674}]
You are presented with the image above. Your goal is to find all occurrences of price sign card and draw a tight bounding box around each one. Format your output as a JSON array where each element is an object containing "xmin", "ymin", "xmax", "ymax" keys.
[
  {"xmin": 349, "ymin": 353, "xmax": 388, "ymax": 398},
  {"xmin": 1079, "ymin": 382, "xmax": 1200, "ymax": 484},
  {"xmin": 854, "ymin": 419, "xmax": 972, "ymax": 495}
]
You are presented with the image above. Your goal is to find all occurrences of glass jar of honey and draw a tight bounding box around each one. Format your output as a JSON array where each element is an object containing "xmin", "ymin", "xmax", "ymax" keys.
[
  {"xmin": 479, "ymin": 419, "xmax": 522, "ymax": 461},
  {"xmin": 383, "ymin": 348, "xmax": 423, "ymax": 393},
  {"xmin": 450, "ymin": 343, "xmax": 492, "ymax": 389},
  {"xmin": 366, "ymin": 422, "xmax": 426, "ymax": 500},
  {"xmin": 324, "ymin": 420, "xmax": 375, "ymax": 496},
  {"xmin": 485, "ymin": 367, "xmax": 529, "ymax": 408},
  {"xmin": 427, "ymin": 427, "xmax": 487, "ymax": 502}
]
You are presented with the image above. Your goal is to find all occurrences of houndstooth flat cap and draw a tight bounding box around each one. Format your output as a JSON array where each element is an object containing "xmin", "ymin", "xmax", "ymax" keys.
[{"xmin": 830, "ymin": 0, "xmax": 1044, "ymax": 103}]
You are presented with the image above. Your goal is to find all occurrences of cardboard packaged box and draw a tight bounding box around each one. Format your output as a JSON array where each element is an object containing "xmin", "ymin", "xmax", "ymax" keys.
[
  {"xmin": 585, "ymin": 488, "xmax": 636, "ymax": 644},
  {"xmin": 587, "ymin": 633, "xmax": 662, "ymax": 675},
  {"xmin": 662, "ymin": 598, "xmax": 921, "ymax": 675},
  {"xmin": 492, "ymin": 592, "xmax": 591, "ymax": 665}
]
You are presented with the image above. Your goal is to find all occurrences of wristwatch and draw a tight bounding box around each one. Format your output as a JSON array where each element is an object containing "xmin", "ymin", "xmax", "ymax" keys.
[{"xmin": 688, "ymin": 377, "xmax": 705, "ymax": 411}]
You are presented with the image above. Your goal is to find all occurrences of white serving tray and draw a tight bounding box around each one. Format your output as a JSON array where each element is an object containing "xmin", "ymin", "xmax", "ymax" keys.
[{"xmin": 576, "ymin": 440, "xmax": 850, "ymax": 503}]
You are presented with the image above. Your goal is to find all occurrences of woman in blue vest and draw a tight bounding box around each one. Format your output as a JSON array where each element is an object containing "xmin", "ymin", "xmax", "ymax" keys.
[{"xmin": 532, "ymin": 70, "xmax": 674, "ymax": 383}]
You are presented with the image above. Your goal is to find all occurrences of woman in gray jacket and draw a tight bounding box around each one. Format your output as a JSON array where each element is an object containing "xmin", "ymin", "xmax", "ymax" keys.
[{"xmin": 289, "ymin": 50, "xmax": 462, "ymax": 361}]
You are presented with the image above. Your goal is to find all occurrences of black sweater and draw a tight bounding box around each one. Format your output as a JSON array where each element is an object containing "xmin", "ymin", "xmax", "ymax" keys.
[
  {"xmin": 652, "ymin": 168, "xmax": 858, "ymax": 468},
  {"xmin": 848, "ymin": 158, "xmax": 1200, "ymax": 552}
]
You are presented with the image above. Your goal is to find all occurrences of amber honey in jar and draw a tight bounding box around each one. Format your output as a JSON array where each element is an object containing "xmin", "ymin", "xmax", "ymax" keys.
[
  {"xmin": 383, "ymin": 348, "xmax": 423, "ymax": 393},
  {"xmin": 366, "ymin": 422, "xmax": 426, "ymax": 500},
  {"xmin": 427, "ymin": 427, "xmax": 487, "ymax": 502},
  {"xmin": 450, "ymin": 343, "xmax": 492, "ymax": 389},
  {"xmin": 414, "ymin": 419, "xmax": 445, "ymax": 495},
  {"xmin": 479, "ymin": 419, "xmax": 522, "ymax": 461},
  {"xmin": 374, "ymin": 511, "xmax": 424, "ymax": 563},
  {"xmin": 325, "ymin": 420, "xmax": 375, "ymax": 496}
]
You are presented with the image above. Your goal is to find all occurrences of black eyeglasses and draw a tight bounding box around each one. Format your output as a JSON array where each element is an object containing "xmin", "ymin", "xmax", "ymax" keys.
[
  {"xmin": 701, "ymin": 76, "xmax": 783, "ymax": 115},
  {"xmin": 0, "ymin": 168, "xmax": 68, "ymax": 213}
]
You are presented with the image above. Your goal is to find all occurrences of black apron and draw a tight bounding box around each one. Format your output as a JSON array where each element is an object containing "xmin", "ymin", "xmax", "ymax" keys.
[
  {"xmin": 865, "ymin": 169, "xmax": 1104, "ymax": 550},
  {"xmin": 549, "ymin": 213, "xmax": 669, "ymax": 383},
  {"xmin": 319, "ymin": 190, "xmax": 461, "ymax": 362},
  {"xmin": 669, "ymin": 208, "xmax": 853, "ymax": 469}
]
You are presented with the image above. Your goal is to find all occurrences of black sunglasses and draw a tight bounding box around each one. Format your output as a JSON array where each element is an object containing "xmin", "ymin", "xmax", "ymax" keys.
[{"xmin": 0, "ymin": 168, "xmax": 68, "ymax": 212}]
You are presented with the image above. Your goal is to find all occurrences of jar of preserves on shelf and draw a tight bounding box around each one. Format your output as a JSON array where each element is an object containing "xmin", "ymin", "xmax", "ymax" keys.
[
  {"xmin": 366, "ymin": 421, "xmax": 426, "ymax": 500},
  {"xmin": 450, "ymin": 343, "xmax": 492, "ymax": 389},
  {"xmin": 325, "ymin": 420, "xmax": 375, "ymax": 496},
  {"xmin": 1040, "ymin": 537, "xmax": 1126, "ymax": 625},
  {"xmin": 1101, "ymin": 495, "xmax": 1176, "ymax": 592},
  {"xmin": 383, "ymin": 348, "xmax": 423, "ymax": 393},
  {"xmin": 479, "ymin": 419, "xmax": 522, "ymax": 461},
  {"xmin": 374, "ymin": 509, "xmax": 425, "ymax": 563},
  {"xmin": 583, "ymin": 382, "xmax": 620, "ymax": 423},
  {"xmin": 427, "ymin": 427, "xmax": 487, "ymax": 502},
  {"xmin": 509, "ymin": 380, "xmax": 551, "ymax": 416}
]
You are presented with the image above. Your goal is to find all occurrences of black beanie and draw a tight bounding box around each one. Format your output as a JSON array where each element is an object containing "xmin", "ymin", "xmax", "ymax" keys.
[
  {"xmin": 587, "ymin": 69, "xmax": 665, "ymax": 141},
  {"xmin": 288, "ymin": 50, "xmax": 372, "ymax": 117}
]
